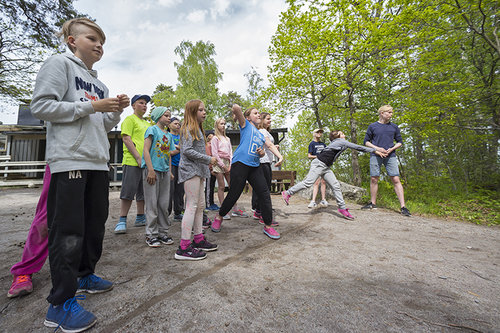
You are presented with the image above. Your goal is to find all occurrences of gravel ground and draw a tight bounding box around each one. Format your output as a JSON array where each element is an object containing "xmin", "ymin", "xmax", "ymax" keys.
[{"xmin": 1, "ymin": 187, "xmax": 499, "ymax": 332}]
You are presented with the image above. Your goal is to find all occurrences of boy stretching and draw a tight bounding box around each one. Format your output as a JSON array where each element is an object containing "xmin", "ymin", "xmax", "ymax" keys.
[
  {"xmin": 31, "ymin": 18, "xmax": 128, "ymax": 332},
  {"xmin": 282, "ymin": 131, "xmax": 384, "ymax": 219}
]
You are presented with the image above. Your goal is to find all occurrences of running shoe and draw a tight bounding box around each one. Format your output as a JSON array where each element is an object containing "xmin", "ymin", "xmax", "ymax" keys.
[
  {"xmin": 174, "ymin": 245, "xmax": 207, "ymax": 261},
  {"xmin": 202, "ymin": 217, "xmax": 212, "ymax": 229},
  {"xmin": 7, "ymin": 274, "xmax": 33, "ymax": 298},
  {"xmin": 145, "ymin": 237, "xmax": 161, "ymax": 247},
  {"xmin": 361, "ymin": 202, "xmax": 377, "ymax": 210},
  {"xmin": 308, "ymin": 201, "xmax": 317, "ymax": 208},
  {"xmin": 192, "ymin": 237, "xmax": 218, "ymax": 252},
  {"xmin": 259, "ymin": 217, "xmax": 279, "ymax": 226},
  {"xmin": 252, "ymin": 210, "xmax": 262, "ymax": 220},
  {"xmin": 401, "ymin": 207, "xmax": 412, "ymax": 216},
  {"xmin": 211, "ymin": 217, "xmax": 222, "ymax": 233},
  {"xmin": 44, "ymin": 295, "xmax": 97, "ymax": 333},
  {"xmin": 263, "ymin": 227, "xmax": 280, "ymax": 240},
  {"xmin": 281, "ymin": 191, "xmax": 290, "ymax": 205},
  {"xmin": 319, "ymin": 199, "xmax": 329, "ymax": 207},
  {"xmin": 231, "ymin": 209, "xmax": 249, "ymax": 217},
  {"xmin": 338, "ymin": 208, "xmax": 354, "ymax": 220},
  {"xmin": 157, "ymin": 234, "xmax": 174, "ymax": 245},
  {"xmin": 76, "ymin": 274, "xmax": 113, "ymax": 294}
]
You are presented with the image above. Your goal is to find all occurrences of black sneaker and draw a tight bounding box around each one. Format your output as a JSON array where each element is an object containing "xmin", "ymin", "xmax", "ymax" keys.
[
  {"xmin": 146, "ymin": 237, "xmax": 161, "ymax": 248},
  {"xmin": 401, "ymin": 207, "xmax": 411, "ymax": 216},
  {"xmin": 202, "ymin": 217, "xmax": 212, "ymax": 229},
  {"xmin": 361, "ymin": 202, "xmax": 377, "ymax": 210},
  {"xmin": 174, "ymin": 245, "xmax": 207, "ymax": 261},
  {"xmin": 158, "ymin": 234, "xmax": 173, "ymax": 245},
  {"xmin": 192, "ymin": 237, "xmax": 218, "ymax": 252}
]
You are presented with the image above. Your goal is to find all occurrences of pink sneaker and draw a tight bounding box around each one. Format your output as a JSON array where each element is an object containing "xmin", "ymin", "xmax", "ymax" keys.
[
  {"xmin": 259, "ymin": 217, "xmax": 279, "ymax": 226},
  {"xmin": 263, "ymin": 226, "xmax": 280, "ymax": 239},
  {"xmin": 211, "ymin": 217, "xmax": 222, "ymax": 233},
  {"xmin": 7, "ymin": 274, "xmax": 33, "ymax": 298},
  {"xmin": 338, "ymin": 208, "xmax": 354, "ymax": 220},
  {"xmin": 281, "ymin": 191, "xmax": 290, "ymax": 205}
]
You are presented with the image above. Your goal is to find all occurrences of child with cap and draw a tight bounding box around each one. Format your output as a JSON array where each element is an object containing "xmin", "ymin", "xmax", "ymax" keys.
[
  {"xmin": 30, "ymin": 17, "xmax": 128, "ymax": 332},
  {"xmin": 115, "ymin": 94, "xmax": 151, "ymax": 234},
  {"xmin": 308, "ymin": 128, "xmax": 328, "ymax": 208},
  {"xmin": 141, "ymin": 107, "xmax": 175, "ymax": 247}
]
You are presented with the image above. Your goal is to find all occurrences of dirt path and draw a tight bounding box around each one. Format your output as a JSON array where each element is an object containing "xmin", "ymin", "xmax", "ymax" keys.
[{"xmin": 1, "ymin": 187, "xmax": 499, "ymax": 332}]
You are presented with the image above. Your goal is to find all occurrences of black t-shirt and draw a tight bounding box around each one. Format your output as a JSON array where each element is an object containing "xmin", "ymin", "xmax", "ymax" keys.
[{"xmin": 308, "ymin": 141, "xmax": 326, "ymax": 156}]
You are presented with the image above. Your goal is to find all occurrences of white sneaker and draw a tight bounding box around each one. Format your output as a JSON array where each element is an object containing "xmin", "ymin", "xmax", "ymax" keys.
[
  {"xmin": 308, "ymin": 201, "xmax": 317, "ymax": 208},
  {"xmin": 223, "ymin": 214, "xmax": 231, "ymax": 220},
  {"xmin": 320, "ymin": 200, "xmax": 329, "ymax": 207}
]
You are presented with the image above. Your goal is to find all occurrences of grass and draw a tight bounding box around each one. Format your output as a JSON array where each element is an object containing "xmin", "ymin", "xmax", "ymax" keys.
[{"xmin": 363, "ymin": 180, "xmax": 500, "ymax": 226}]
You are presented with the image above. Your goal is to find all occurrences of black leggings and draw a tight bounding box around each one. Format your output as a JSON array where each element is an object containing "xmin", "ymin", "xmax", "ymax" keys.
[
  {"xmin": 251, "ymin": 163, "xmax": 272, "ymax": 212},
  {"xmin": 219, "ymin": 162, "xmax": 273, "ymax": 226}
]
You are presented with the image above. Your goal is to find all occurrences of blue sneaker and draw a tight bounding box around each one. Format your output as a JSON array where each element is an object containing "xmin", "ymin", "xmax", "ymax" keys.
[
  {"xmin": 207, "ymin": 204, "xmax": 219, "ymax": 211},
  {"xmin": 44, "ymin": 295, "xmax": 97, "ymax": 333},
  {"xmin": 114, "ymin": 217, "xmax": 127, "ymax": 234},
  {"xmin": 173, "ymin": 214, "xmax": 183, "ymax": 221},
  {"xmin": 134, "ymin": 214, "xmax": 146, "ymax": 227},
  {"xmin": 76, "ymin": 274, "xmax": 113, "ymax": 294}
]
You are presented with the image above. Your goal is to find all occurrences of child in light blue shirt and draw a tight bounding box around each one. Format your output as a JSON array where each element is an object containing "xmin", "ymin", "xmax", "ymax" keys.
[{"xmin": 142, "ymin": 107, "xmax": 175, "ymax": 247}]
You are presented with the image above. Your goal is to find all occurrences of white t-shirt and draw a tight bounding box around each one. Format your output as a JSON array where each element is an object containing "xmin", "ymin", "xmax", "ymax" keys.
[{"xmin": 259, "ymin": 128, "xmax": 274, "ymax": 164}]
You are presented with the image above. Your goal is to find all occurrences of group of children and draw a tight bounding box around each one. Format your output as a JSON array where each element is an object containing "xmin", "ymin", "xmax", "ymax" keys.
[{"xmin": 5, "ymin": 17, "xmax": 410, "ymax": 333}]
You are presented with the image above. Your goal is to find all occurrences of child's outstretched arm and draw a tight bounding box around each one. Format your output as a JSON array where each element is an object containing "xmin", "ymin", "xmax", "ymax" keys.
[
  {"xmin": 265, "ymin": 137, "xmax": 284, "ymax": 167},
  {"xmin": 232, "ymin": 104, "xmax": 246, "ymax": 128}
]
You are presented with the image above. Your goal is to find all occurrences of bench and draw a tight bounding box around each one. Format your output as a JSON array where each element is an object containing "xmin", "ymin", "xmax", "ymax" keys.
[{"xmin": 271, "ymin": 170, "xmax": 296, "ymax": 193}]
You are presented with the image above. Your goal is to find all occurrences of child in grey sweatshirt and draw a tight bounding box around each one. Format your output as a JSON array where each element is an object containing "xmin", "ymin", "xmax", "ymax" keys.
[{"xmin": 30, "ymin": 18, "xmax": 129, "ymax": 332}]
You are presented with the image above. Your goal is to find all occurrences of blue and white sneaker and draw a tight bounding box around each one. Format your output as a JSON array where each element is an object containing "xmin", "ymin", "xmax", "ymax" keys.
[
  {"xmin": 114, "ymin": 217, "xmax": 127, "ymax": 234},
  {"xmin": 44, "ymin": 295, "xmax": 97, "ymax": 333},
  {"xmin": 76, "ymin": 274, "xmax": 113, "ymax": 294},
  {"xmin": 134, "ymin": 214, "xmax": 146, "ymax": 227}
]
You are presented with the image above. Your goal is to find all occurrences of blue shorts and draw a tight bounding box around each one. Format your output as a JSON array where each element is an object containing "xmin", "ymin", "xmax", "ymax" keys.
[{"xmin": 370, "ymin": 155, "xmax": 400, "ymax": 177}]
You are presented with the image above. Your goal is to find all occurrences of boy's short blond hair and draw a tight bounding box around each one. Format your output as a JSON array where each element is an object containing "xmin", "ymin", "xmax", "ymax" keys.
[
  {"xmin": 58, "ymin": 18, "xmax": 106, "ymax": 53},
  {"xmin": 378, "ymin": 105, "xmax": 393, "ymax": 115}
]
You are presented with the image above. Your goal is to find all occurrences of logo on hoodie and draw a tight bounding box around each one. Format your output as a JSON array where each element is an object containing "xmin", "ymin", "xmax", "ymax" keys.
[{"xmin": 75, "ymin": 76, "xmax": 105, "ymax": 101}]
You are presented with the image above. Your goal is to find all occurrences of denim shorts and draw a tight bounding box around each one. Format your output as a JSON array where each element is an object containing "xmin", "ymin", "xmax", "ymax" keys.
[
  {"xmin": 120, "ymin": 165, "xmax": 144, "ymax": 200},
  {"xmin": 370, "ymin": 155, "xmax": 400, "ymax": 177}
]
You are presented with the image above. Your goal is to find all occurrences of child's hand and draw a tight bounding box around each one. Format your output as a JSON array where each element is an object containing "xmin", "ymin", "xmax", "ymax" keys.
[
  {"xmin": 256, "ymin": 147, "xmax": 265, "ymax": 157},
  {"xmin": 210, "ymin": 157, "xmax": 217, "ymax": 165},
  {"xmin": 376, "ymin": 147, "xmax": 388, "ymax": 154},
  {"xmin": 375, "ymin": 150, "xmax": 387, "ymax": 158},
  {"xmin": 232, "ymin": 104, "xmax": 242, "ymax": 113},
  {"xmin": 275, "ymin": 157, "xmax": 283, "ymax": 167},
  {"xmin": 170, "ymin": 172, "xmax": 174, "ymax": 181},
  {"xmin": 92, "ymin": 98, "xmax": 121, "ymax": 112},
  {"xmin": 147, "ymin": 169, "xmax": 156, "ymax": 185},
  {"xmin": 117, "ymin": 94, "xmax": 130, "ymax": 109}
]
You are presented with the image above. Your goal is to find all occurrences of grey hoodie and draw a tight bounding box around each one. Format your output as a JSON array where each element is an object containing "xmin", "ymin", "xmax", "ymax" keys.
[{"xmin": 31, "ymin": 52, "xmax": 121, "ymax": 173}]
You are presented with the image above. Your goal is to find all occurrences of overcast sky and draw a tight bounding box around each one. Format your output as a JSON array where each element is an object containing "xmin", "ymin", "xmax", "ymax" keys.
[{"xmin": 0, "ymin": 0, "xmax": 288, "ymax": 124}]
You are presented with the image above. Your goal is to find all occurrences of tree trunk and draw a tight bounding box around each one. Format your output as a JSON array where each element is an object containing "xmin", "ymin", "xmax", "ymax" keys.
[{"xmin": 347, "ymin": 89, "xmax": 361, "ymax": 186}]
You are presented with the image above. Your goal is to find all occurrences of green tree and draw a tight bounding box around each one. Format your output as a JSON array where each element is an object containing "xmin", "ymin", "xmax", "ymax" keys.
[
  {"xmin": 0, "ymin": 0, "xmax": 80, "ymax": 100},
  {"xmin": 173, "ymin": 40, "xmax": 223, "ymax": 128}
]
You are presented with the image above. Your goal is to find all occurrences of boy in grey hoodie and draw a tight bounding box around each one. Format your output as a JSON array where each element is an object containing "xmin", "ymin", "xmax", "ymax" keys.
[
  {"xmin": 281, "ymin": 130, "xmax": 385, "ymax": 220},
  {"xmin": 31, "ymin": 18, "xmax": 129, "ymax": 332}
]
